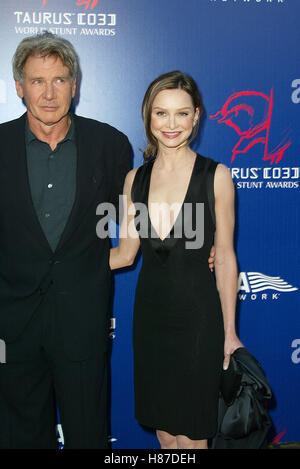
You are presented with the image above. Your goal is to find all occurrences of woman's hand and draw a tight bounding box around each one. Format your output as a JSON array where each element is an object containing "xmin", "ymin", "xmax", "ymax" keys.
[
  {"xmin": 109, "ymin": 169, "xmax": 140, "ymax": 270},
  {"xmin": 208, "ymin": 245, "xmax": 215, "ymax": 272},
  {"xmin": 223, "ymin": 333, "xmax": 244, "ymax": 370}
]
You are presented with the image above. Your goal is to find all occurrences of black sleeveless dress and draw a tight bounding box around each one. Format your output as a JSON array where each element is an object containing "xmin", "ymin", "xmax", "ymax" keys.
[{"xmin": 131, "ymin": 154, "xmax": 224, "ymax": 440}]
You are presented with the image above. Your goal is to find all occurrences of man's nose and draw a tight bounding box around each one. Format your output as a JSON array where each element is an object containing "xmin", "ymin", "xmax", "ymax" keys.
[{"xmin": 44, "ymin": 82, "xmax": 55, "ymax": 100}]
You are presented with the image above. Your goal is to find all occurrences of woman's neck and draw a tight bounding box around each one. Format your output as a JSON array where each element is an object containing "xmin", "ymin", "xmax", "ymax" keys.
[{"xmin": 155, "ymin": 146, "xmax": 196, "ymax": 171}]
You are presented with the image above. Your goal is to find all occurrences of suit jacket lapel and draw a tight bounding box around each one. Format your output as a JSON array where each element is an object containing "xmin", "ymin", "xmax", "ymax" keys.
[{"xmin": 13, "ymin": 113, "xmax": 53, "ymax": 253}]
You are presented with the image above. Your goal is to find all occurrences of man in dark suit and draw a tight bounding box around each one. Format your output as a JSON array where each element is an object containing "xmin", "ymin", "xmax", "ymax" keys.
[{"xmin": 0, "ymin": 32, "xmax": 131, "ymax": 449}]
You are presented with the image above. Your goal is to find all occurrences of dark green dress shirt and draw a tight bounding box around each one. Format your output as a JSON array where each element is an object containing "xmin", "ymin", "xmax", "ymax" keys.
[{"xmin": 26, "ymin": 116, "xmax": 77, "ymax": 252}]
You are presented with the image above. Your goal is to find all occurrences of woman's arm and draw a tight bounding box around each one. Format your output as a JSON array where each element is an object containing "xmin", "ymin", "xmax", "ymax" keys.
[
  {"xmin": 109, "ymin": 169, "xmax": 140, "ymax": 270},
  {"xmin": 214, "ymin": 164, "xmax": 243, "ymax": 370}
]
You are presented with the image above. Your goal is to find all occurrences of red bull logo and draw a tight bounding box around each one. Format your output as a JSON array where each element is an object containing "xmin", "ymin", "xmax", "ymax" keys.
[
  {"xmin": 210, "ymin": 90, "xmax": 291, "ymax": 165},
  {"xmin": 42, "ymin": 0, "xmax": 99, "ymax": 9}
]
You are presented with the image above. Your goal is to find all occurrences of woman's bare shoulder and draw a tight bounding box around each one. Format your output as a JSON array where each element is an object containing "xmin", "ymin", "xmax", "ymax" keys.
[
  {"xmin": 123, "ymin": 166, "xmax": 141, "ymax": 196},
  {"xmin": 214, "ymin": 163, "xmax": 234, "ymax": 197},
  {"xmin": 215, "ymin": 162, "xmax": 230, "ymax": 177},
  {"xmin": 125, "ymin": 166, "xmax": 140, "ymax": 184},
  {"xmin": 215, "ymin": 163, "xmax": 233, "ymax": 184}
]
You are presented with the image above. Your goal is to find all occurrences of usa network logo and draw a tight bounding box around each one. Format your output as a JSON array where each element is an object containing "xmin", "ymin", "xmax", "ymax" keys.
[
  {"xmin": 43, "ymin": 0, "xmax": 98, "ymax": 8},
  {"xmin": 238, "ymin": 271, "xmax": 298, "ymax": 301}
]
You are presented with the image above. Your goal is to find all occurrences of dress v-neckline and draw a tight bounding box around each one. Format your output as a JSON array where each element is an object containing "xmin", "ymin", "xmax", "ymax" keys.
[{"xmin": 146, "ymin": 154, "xmax": 198, "ymax": 242}]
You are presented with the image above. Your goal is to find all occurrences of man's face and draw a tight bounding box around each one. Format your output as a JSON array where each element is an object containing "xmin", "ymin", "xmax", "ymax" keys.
[{"xmin": 15, "ymin": 54, "xmax": 76, "ymax": 128}]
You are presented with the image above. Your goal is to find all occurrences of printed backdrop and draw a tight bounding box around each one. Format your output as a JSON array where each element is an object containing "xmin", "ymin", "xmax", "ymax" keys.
[{"xmin": 0, "ymin": 0, "xmax": 299, "ymax": 449}]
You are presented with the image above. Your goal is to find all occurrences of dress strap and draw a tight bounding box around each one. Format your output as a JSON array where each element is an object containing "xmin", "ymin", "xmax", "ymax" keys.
[
  {"xmin": 205, "ymin": 158, "xmax": 219, "ymax": 230},
  {"xmin": 131, "ymin": 159, "xmax": 154, "ymax": 204},
  {"xmin": 193, "ymin": 154, "xmax": 219, "ymax": 231}
]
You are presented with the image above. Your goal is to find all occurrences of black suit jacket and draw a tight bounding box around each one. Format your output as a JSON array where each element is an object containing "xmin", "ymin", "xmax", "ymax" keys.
[{"xmin": 0, "ymin": 113, "xmax": 132, "ymax": 360}]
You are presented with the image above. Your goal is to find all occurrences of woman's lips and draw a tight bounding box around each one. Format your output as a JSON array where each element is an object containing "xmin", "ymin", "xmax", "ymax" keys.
[{"xmin": 161, "ymin": 131, "xmax": 182, "ymax": 139}]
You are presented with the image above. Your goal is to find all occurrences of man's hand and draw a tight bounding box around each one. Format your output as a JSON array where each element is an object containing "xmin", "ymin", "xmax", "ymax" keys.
[{"xmin": 208, "ymin": 245, "xmax": 215, "ymax": 272}]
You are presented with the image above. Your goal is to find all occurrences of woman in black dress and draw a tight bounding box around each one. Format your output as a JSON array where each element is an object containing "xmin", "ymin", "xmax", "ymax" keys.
[{"xmin": 110, "ymin": 71, "xmax": 242, "ymax": 449}]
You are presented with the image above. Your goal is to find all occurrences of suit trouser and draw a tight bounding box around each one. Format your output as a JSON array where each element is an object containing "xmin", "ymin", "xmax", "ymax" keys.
[{"xmin": 0, "ymin": 294, "xmax": 108, "ymax": 449}]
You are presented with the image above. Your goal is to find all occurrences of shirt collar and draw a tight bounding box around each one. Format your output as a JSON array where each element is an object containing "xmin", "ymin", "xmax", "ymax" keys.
[{"xmin": 25, "ymin": 113, "xmax": 75, "ymax": 145}]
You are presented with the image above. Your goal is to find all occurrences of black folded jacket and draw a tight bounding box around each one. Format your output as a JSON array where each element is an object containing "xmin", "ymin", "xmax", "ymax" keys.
[{"xmin": 213, "ymin": 347, "xmax": 273, "ymax": 449}]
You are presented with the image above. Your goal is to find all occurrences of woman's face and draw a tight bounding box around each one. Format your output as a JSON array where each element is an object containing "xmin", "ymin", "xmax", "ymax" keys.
[{"xmin": 150, "ymin": 88, "xmax": 199, "ymax": 152}]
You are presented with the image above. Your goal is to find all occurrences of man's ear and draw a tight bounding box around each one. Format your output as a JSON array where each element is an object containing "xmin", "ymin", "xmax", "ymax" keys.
[
  {"xmin": 15, "ymin": 80, "xmax": 24, "ymax": 99},
  {"xmin": 71, "ymin": 78, "xmax": 77, "ymax": 99}
]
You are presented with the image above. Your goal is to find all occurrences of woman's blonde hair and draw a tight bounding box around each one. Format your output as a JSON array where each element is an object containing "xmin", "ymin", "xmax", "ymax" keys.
[{"xmin": 142, "ymin": 71, "xmax": 203, "ymax": 160}]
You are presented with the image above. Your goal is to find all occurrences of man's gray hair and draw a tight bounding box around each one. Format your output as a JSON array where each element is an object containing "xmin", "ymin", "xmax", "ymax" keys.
[{"xmin": 12, "ymin": 31, "xmax": 78, "ymax": 83}]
